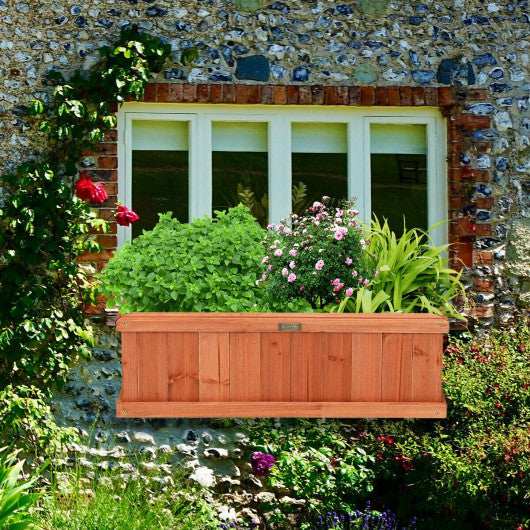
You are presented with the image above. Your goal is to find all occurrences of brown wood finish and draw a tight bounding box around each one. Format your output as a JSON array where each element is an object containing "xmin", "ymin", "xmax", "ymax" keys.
[{"xmin": 117, "ymin": 313, "xmax": 448, "ymax": 418}]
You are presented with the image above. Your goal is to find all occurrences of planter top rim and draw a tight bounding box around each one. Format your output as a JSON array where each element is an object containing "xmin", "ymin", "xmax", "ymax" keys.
[{"xmin": 116, "ymin": 312, "xmax": 449, "ymax": 333}]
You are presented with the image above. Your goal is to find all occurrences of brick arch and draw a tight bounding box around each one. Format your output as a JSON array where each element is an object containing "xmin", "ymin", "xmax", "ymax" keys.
[{"xmin": 83, "ymin": 83, "xmax": 493, "ymax": 320}]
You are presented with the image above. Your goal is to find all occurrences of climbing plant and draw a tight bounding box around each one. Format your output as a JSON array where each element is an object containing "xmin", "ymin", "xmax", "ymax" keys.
[{"xmin": 0, "ymin": 28, "xmax": 172, "ymax": 388}]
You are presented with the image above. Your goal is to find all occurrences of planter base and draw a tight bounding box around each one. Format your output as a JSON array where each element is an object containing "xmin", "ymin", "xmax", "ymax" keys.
[{"xmin": 117, "ymin": 393, "xmax": 447, "ymax": 418}]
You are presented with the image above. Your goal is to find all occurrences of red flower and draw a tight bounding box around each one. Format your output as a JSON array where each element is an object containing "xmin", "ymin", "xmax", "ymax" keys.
[
  {"xmin": 115, "ymin": 205, "xmax": 140, "ymax": 226},
  {"xmin": 75, "ymin": 177, "xmax": 96, "ymax": 200},
  {"xmin": 90, "ymin": 183, "xmax": 108, "ymax": 204}
]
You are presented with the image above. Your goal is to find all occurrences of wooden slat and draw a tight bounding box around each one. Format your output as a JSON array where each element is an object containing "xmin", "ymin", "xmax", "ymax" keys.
[
  {"xmin": 382, "ymin": 334, "xmax": 413, "ymax": 402},
  {"xmin": 260, "ymin": 333, "xmax": 291, "ymax": 401},
  {"xmin": 199, "ymin": 332, "xmax": 229, "ymax": 402},
  {"xmin": 290, "ymin": 333, "xmax": 310, "ymax": 401},
  {"xmin": 321, "ymin": 333, "xmax": 352, "ymax": 402},
  {"xmin": 168, "ymin": 333, "xmax": 199, "ymax": 402},
  {"xmin": 116, "ymin": 312, "xmax": 449, "ymax": 334},
  {"xmin": 351, "ymin": 334, "xmax": 382, "ymax": 401},
  {"xmin": 412, "ymin": 334, "xmax": 443, "ymax": 402},
  {"xmin": 229, "ymin": 333, "xmax": 261, "ymax": 401},
  {"xmin": 137, "ymin": 332, "xmax": 168, "ymax": 401},
  {"xmin": 307, "ymin": 333, "xmax": 325, "ymax": 401},
  {"xmin": 117, "ymin": 397, "xmax": 447, "ymax": 418},
  {"xmin": 120, "ymin": 332, "xmax": 138, "ymax": 402}
]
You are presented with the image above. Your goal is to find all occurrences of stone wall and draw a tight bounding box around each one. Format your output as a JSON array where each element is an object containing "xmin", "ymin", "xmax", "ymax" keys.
[{"xmin": 1, "ymin": 0, "xmax": 529, "ymax": 503}]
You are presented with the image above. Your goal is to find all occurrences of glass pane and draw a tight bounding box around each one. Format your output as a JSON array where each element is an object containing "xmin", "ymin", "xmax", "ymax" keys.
[
  {"xmin": 132, "ymin": 150, "xmax": 188, "ymax": 238},
  {"xmin": 291, "ymin": 123, "xmax": 348, "ymax": 213},
  {"xmin": 370, "ymin": 153, "xmax": 428, "ymax": 233},
  {"xmin": 212, "ymin": 122, "xmax": 268, "ymax": 227}
]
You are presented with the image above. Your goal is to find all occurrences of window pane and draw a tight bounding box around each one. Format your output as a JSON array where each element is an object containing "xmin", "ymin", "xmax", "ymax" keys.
[
  {"xmin": 212, "ymin": 122, "xmax": 269, "ymax": 227},
  {"xmin": 291, "ymin": 123, "xmax": 347, "ymax": 213},
  {"xmin": 131, "ymin": 119, "xmax": 189, "ymax": 238},
  {"xmin": 370, "ymin": 124, "xmax": 428, "ymax": 233}
]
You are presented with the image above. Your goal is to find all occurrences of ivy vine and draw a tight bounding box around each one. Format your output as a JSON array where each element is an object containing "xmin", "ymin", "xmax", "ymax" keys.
[{"xmin": 0, "ymin": 28, "xmax": 173, "ymax": 388}]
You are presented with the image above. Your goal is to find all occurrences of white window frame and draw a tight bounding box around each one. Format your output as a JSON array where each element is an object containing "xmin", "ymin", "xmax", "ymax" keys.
[{"xmin": 117, "ymin": 104, "xmax": 447, "ymax": 247}]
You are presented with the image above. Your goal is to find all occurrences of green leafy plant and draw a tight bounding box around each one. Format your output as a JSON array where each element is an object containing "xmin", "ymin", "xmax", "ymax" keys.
[
  {"xmin": 258, "ymin": 198, "xmax": 375, "ymax": 310},
  {"xmin": 328, "ymin": 217, "xmax": 465, "ymax": 318},
  {"xmin": 99, "ymin": 205, "xmax": 266, "ymax": 313},
  {"xmin": 1, "ymin": 28, "xmax": 173, "ymax": 389},
  {"xmin": 0, "ymin": 447, "xmax": 42, "ymax": 529},
  {"xmin": 0, "ymin": 385, "xmax": 77, "ymax": 459}
]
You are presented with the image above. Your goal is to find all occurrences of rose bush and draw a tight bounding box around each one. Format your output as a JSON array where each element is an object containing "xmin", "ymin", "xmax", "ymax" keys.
[{"xmin": 258, "ymin": 198, "xmax": 375, "ymax": 310}]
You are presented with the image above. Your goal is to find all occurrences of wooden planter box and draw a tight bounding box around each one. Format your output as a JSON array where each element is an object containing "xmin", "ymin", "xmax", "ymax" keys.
[{"xmin": 116, "ymin": 313, "xmax": 448, "ymax": 418}]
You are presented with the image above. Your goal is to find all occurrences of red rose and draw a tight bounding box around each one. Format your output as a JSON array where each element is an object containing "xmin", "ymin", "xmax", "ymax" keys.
[
  {"xmin": 75, "ymin": 177, "xmax": 96, "ymax": 200},
  {"xmin": 115, "ymin": 205, "xmax": 140, "ymax": 226},
  {"xmin": 90, "ymin": 183, "xmax": 108, "ymax": 204}
]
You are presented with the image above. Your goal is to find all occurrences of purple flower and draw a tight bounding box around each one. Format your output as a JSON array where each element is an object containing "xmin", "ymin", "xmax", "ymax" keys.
[{"xmin": 251, "ymin": 452, "xmax": 275, "ymax": 477}]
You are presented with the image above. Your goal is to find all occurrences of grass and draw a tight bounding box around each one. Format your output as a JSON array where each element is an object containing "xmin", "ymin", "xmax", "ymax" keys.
[{"xmin": 34, "ymin": 466, "xmax": 222, "ymax": 530}]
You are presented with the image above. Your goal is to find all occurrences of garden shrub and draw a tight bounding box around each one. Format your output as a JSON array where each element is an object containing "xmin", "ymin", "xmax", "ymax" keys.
[
  {"xmin": 328, "ymin": 217, "xmax": 465, "ymax": 318},
  {"xmin": 100, "ymin": 205, "xmax": 267, "ymax": 313},
  {"xmin": 354, "ymin": 320, "xmax": 530, "ymax": 529},
  {"xmin": 258, "ymin": 198, "xmax": 374, "ymax": 310}
]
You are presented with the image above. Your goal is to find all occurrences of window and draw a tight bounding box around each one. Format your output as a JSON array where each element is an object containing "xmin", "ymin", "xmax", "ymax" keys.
[{"xmin": 118, "ymin": 104, "xmax": 447, "ymax": 246}]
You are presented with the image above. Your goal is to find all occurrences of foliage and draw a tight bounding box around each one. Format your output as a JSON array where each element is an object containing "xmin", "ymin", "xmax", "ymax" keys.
[
  {"xmin": 308, "ymin": 502, "xmax": 417, "ymax": 529},
  {"xmin": 36, "ymin": 467, "xmax": 221, "ymax": 530},
  {"xmin": 100, "ymin": 205, "xmax": 266, "ymax": 313},
  {"xmin": 244, "ymin": 419, "xmax": 376, "ymax": 526},
  {"xmin": 0, "ymin": 385, "xmax": 77, "ymax": 459},
  {"xmin": 0, "ymin": 28, "xmax": 172, "ymax": 389},
  {"xmin": 0, "ymin": 447, "xmax": 41, "ymax": 530},
  {"xmin": 328, "ymin": 217, "xmax": 465, "ymax": 318},
  {"xmin": 258, "ymin": 198, "xmax": 374, "ymax": 310},
  {"xmin": 353, "ymin": 320, "xmax": 530, "ymax": 529}
]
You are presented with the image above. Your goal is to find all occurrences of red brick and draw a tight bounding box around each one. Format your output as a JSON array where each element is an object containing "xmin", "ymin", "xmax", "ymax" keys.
[
  {"xmin": 455, "ymin": 218, "xmax": 492, "ymax": 237},
  {"xmin": 453, "ymin": 240, "xmax": 473, "ymax": 267},
  {"xmin": 100, "ymin": 182, "xmax": 118, "ymax": 195},
  {"xmin": 361, "ymin": 86, "xmax": 375, "ymax": 106},
  {"xmin": 261, "ymin": 85, "xmax": 274, "ymax": 104},
  {"xmin": 80, "ymin": 169, "xmax": 117, "ymax": 182},
  {"xmin": 475, "ymin": 197, "xmax": 494, "ymax": 209},
  {"xmin": 93, "ymin": 194, "xmax": 116, "ymax": 207},
  {"xmin": 375, "ymin": 86, "xmax": 388, "ymax": 105},
  {"xmin": 336, "ymin": 86, "xmax": 348, "ymax": 105},
  {"xmin": 310, "ymin": 85, "xmax": 324, "ymax": 105},
  {"xmin": 474, "ymin": 279, "xmax": 494, "ymax": 292},
  {"xmin": 447, "ymin": 152, "xmax": 461, "ymax": 168},
  {"xmin": 299, "ymin": 86, "xmax": 312, "ymax": 105},
  {"xmin": 78, "ymin": 250, "xmax": 115, "ymax": 262},
  {"xmin": 104, "ymin": 130, "xmax": 117, "ymax": 142},
  {"xmin": 97, "ymin": 209, "xmax": 119, "ymax": 221},
  {"xmin": 169, "ymin": 84, "xmax": 183, "ymax": 102},
  {"xmin": 98, "ymin": 157, "xmax": 117, "ymax": 169},
  {"xmin": 84, "ymin": 300, "xmax": 107, "ymax": 315},
  {"xmin": 286, "ymin": 85, "xmax": 299, "ymax": 104},
  {"xmin": 98, "ymin": 235, "xmax": 118, "ymax": 249},
  {"xmin": 143, "ymin": 83, "xmax": 157, "ymax": 102},
  {"xmin": 183, "ymin": 84, "xmax": 196, "ymax": 102},
  {"xmin": 448, "ymin": 126, "xmax": 460, "ymax": 142},
  {"xmin": 475, "ymin": 251, "xmax": 493, "ymax": 265},
  {"xmin": 453, "ymin": 113, "xmax": 491, "ymax": 131},
  {"xmin": 222, "ymin": 84, "xmax": 235, "ymax": 103},
  {"xmin": 467, "ymin": 306, "xmax": 494, "ymax": 319},
  {"xmin": 157, "ymin": 83, "xmax": 169, "ymax": 102},
  {"xmin": 474, "ymin": 142, "xmax": 491, "ymax": 154},
  {"xmin": 235, "ymin": 85, "xmax": 260, "ymax": 104},
  {"xmin": 273, "ymin": 85, "xmax": 287, "ymax": 105},
  {"xmin": 324, "ymin": 86, "xmax": 339, "ymax": 105},
  {"xmin": 448, "ymin": 196, "xmax": 463, "ymax": 210},
  {"xmin": 438, "ymin": 87, "xmax": 454, "ymax": 107},
  {"xmin": 399, "ymin": 86, "xmax": 413, "ymax": 106},
  {"xmin": 92, "ymin": 143, "xmax": 118, "ymax": 156},
  {"xmin": 387, "ymin": 86, "xmax": 400, "ymax": 106},
  {"xmin": 412, "ymin": 87, "xmax": 425, "ymax": 106},
  {"xmin": 424, "ymin": 87, "xmax": 438, "ymax": 106},
  {"xmin": 89, "ymin": 222, "xmax": 117, "ymax": 235},
  {"xmin": 348, "ymin": 86, "xmax": 361, "ymax": 105},
  {"xmin": 196, "ymin": 84, "xmax": 210, "ymax": 103},
  {"xmin": 210, "ymin": 84, "xmax": 222, "ymax": 103}
]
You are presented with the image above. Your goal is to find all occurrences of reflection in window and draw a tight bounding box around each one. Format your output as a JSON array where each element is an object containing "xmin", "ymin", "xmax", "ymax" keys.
[
  {"xmin": 291, "ymin": 123, "xmax": 348, "ymax": 213},
  {"xmin": 370, "ymin": 124, "xmax": 428, "ymax": 233},
  {"xmin": 131, "ymin": 120, "xmax": 189, "ymax": 238},
  {"xmin": 212, "ymin": 121, "xmax": 269, "ymax": 227}
]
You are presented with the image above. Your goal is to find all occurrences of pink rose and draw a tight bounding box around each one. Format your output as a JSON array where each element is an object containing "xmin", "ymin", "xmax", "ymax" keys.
[
  {"xmin": 289, "ymin": 249, "xmax": 297, "ymax": 257},
  {"xmin": 274, "ymin": 249, "xmax": 283, "ymax": 257},
  {"xmin": 289, "ymin": 261, "xmax": 296, "ymax": 269},
  {"xmin": 282, "ymin": 268, "xmax": 289, "ymax": 277},
  {"xmin": 75, "ymin": 177, "xmax": 96, "ymax": 201},
  {"xmin": 287, "ymin": 273, "xmax": 296, "ymax": 283},
  {"xmin": 89, "ymin": 182, "xmax": 108, "ymax": 204},
  {"xmin": 345, "ymin": 287, "xmax": 354, "ymax": 297},
  {"xmin": 115, "ymin": 205, "xmax": 140, "ymax": 226},
  {"xmin": 345, "ymin": 257, "xmax": 352, "ymax": 265},
  {"xmin": 315, "ymin": 260, "xmax": 324, "ymax": 271}
]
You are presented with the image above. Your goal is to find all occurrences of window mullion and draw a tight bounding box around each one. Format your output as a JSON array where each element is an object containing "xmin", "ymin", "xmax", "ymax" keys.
[
  {"xmin": 349, "ymin": 116, "xmax": 369, "ymax": 223},
  {"xmin": 268, "ymin": 116, "xmax": 291, "ymax": 225},
  {"xmin": 189, "ymin": 114, "xmax": 210, "ymax": 220}
]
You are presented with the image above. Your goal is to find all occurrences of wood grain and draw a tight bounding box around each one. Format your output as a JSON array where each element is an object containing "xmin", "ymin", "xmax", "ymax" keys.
[
  {"xmin": 120, "ymin": 332, "xmax": 138, "ymax": 402},
  {"xmin": 290, "ymin": 333, "xmax": 310, "ymax": 401},
  {"xmin": 351, "ymin": 334, "xmax": 383, "ymax": 401},
  {"xmin": 168, "ymin": 332, "xmax": 199, "ymax": 402},
  {"xmin": 381, "ymin": 334, "xmax": 413, "ymax": 402},
  {"xmin": 198, "ymin": 332, "xmax": 229, "ymax": 402},
  {"xmin": 321, "ymin": 333, "xmax": 352, "ymax": 402},
  {"xmin": 137, "ymin": 332, "xmax": 168, "ymax": 401},
  {"xmin": 229, "ymin": 332, "xmax": 261, "ymax": 401},
  {"xmin": 412, "ymin": 333, "xmax": 443, "ymax": 402},
  {"xmin": 260, "ymin": 333, "xmax": 291, "ymax": 401}
]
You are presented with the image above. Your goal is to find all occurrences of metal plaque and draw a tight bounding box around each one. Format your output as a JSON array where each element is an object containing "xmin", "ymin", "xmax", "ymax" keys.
[{"xmin": 279, "ymin": 322, "xmax": 302, "ymax": 331}]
